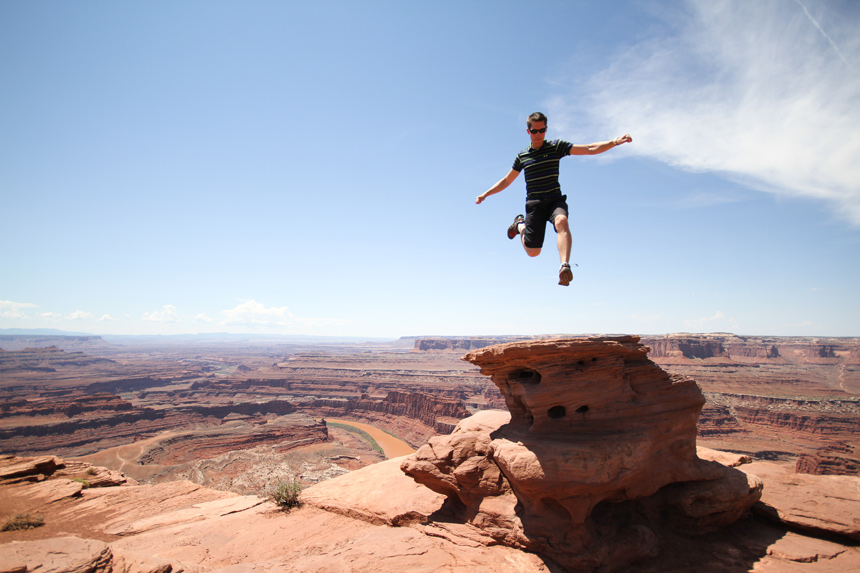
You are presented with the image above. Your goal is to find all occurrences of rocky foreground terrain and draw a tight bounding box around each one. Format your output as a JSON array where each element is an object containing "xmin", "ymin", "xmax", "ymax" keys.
[{"xmin": 1, "ymin": 336, "xmax": 858, "ymax": 572}]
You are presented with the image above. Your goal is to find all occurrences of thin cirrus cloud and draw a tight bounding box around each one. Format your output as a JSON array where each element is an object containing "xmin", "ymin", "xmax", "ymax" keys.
[{"xmin": 551, "ymin": 0, "xmax": 860, "ymax": 225}]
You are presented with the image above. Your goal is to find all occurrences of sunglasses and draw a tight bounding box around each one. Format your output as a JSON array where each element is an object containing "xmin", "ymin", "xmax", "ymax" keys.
[{"xmin": 529, "ymin": 127, "xmax": 547, "ymax": 134}]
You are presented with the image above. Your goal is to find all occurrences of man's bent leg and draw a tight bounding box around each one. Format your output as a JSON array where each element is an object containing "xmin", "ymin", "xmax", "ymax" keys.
[
  {"xmin": 522, "ymin": 204, "xmax": 547, "ymax": 258},
  {"xmin": 523, "ymin": 241, "xmax": 541, "ymax": 258}
]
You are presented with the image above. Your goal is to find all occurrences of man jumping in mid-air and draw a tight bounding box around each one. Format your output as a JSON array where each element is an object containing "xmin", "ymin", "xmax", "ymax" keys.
[{"xmin": 476, "ymin": 112, "xmax": 632, "ymax": 286}]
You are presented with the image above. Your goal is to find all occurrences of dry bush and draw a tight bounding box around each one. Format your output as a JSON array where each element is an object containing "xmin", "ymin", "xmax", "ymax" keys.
[
  {"xmin": 2, "ymin": 513, "xmax": 45, "ymax": 531},
  {"xmin": 269, "ymin": 478, "xmax": 303, "ymax": 509}
]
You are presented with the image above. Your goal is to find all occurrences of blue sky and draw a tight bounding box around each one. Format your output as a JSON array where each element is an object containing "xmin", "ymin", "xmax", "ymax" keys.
[{"xmin": 2, "ymin": 0, "xmax": 859, "ymax": 338}]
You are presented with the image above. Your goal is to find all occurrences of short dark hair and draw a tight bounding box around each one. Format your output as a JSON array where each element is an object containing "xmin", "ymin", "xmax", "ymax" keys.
[{"xmin": 527, "ymin": 112, "xmax": 547, "ymax": 128}]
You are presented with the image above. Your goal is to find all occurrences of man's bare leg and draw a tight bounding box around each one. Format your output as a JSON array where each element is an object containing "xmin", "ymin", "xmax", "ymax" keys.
[
  {"xmin": 555, "ymin": 215, "xmax": 572, "ymax": 264},
  {"xmin": 555, "ymin": 215, "xmax": 573, "ymax": 285}
]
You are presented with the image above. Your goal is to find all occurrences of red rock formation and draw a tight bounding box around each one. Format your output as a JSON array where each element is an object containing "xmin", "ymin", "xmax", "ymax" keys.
[
  {"xmin": 402, "ymin": 336, "xmax": 762, "ymax": 571},
  {"xmin": 796, "ymin": 442, "xmax": 860, "ymax": 476},
  {"xmin": 0, "ymin": 453, "xmax": 133, "ymax": 487},
  {"xmin": 134, "ymin": 414, "xmax": 329, "ymax": 466},
  {"xmin": 298, "ymin": 391, "xmax": 468, "ymax": 439},
  {"xmin": 641, "ymin": 334, "xmax": 860, "ymax": 364},
  {"xmin": 412, "ymin": 337, "xmax": 532, "ymax": 352},
  {"xmin": 0, "ymin": 393, "xmax": 133, "ymax": 418},
  {"xmin": 0, "ymin": 345, "xmax": 114, "ymax": 372}
]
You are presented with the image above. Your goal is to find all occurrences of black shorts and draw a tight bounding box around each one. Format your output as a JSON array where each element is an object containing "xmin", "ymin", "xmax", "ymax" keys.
[{"xmin": 522, "ymin": 194, "xmax": 568, "ymax": 249}]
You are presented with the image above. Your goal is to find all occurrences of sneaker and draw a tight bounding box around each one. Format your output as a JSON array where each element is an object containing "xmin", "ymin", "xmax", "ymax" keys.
[
  {"xmin": 507, "ymin": 214, "xmax": 524, "ymax": 240},
  {"xmin": 558, "ymin": 263, "xmax": 573, "ymax": 286}
]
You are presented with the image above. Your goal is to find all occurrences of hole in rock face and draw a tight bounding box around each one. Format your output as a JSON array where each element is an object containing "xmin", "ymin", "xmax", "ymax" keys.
[
  {"xmin": 547, "ymin": 405, "xmax": 566, "ymax": 419},
  {"xmin": 576, "ymin": 405, "xmax": 589, "ymax": 414},
  {"xmin": 510, "ymin": 369, "xmax": 541, "ymax": 385}
]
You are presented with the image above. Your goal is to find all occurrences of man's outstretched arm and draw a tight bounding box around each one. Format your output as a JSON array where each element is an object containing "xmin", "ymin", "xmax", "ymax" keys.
[
  {"xmin": 476, "ymin": 168, "xmax": 520, "ymax": 204},
  {"xmin": 569, "ymin": 134, "xmax": 633, "ymax": 156}
]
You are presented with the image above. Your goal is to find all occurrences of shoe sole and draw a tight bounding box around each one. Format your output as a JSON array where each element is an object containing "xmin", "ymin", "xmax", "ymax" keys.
[
  {"xmin": 558, "ymin": 269, "xmax": 573, "ymax": 286},
  {"xmin": 507, "ymin": 216, "xmax": 524, "ymax": 240}
]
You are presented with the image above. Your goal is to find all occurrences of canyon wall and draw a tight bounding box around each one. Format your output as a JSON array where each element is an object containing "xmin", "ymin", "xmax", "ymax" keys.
[{"xmin": 2, "ymin": 332, "xmax": 859, "ymax": 489}]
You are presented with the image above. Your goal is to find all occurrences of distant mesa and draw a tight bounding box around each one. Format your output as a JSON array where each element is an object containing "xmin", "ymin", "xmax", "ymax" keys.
[
  {"xmin": 411, "ymin": 336, "xmax": 535, "ymax": 352},
  {"xmin": 411, "ymin": 333, "xmax": 860, "ymax": 363}
]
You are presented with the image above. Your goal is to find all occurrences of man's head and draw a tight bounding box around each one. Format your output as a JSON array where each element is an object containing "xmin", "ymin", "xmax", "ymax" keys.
[
  {"xmin": 527, "ymin": 112, "xmax": 547, "ymax": 129},
  {"xmin": 527, "ymin": 112, "xmax": 547, "ymax": 145}
]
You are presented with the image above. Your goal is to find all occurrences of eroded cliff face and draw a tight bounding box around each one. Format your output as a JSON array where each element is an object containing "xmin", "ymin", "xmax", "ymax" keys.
[
  {"xmin": 412, "ymin": 337, "xmax": 534, "ymax": 352},
  {"xmin": 641, "ymin": 334, "xmax": 860, "ymax": 363},
  {"xmin": 402, "ymin": 336, "xmax": 762, "ymax": 571}
]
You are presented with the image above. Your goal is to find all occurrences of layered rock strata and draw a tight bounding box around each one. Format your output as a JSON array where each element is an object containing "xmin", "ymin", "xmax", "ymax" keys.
[{"xmin": 402, "ymin": 336, "xmax": 763, "ymax": 571}]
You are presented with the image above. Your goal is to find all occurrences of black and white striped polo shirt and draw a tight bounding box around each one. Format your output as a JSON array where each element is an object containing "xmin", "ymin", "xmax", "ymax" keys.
[{"xmin": 512, "ymin": 139, "xmax": 573, "ymax": 199}]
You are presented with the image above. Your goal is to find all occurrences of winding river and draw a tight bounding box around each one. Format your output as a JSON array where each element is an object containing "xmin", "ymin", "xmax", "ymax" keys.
[{"xmin": 325, "ymin": 418, "xmax": 416, "ymax": 459}]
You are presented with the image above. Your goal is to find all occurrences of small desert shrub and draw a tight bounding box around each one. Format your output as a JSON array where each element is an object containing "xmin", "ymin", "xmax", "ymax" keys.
[
  {"xmin": 269, "ymin": 479, "xmax": 303, "ymax": 509},
  {"xmin": 72, "ymin": 478, "xmax": 90, "ymax": 488},
  {"xmin": 86, "ymin": 466, "xmax": 99, "ymax": 476},
  {"xmin": 2, "ymin": 513, "xmax": 45, "ymax": 532}
]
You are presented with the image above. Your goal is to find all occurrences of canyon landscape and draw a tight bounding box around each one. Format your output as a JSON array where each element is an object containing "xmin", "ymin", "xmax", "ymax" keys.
[{"xmin": 1, "ymin": 332, "xmax": 859, "ymax": 571}]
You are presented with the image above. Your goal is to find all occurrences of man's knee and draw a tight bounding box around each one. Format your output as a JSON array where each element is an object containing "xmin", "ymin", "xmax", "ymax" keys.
[
  {"xmin": 525, "ymin": 246, "xmax": 541, "ymax": 257},
  {"xmin": 554, "ymin": 215, "xmax": 570, "ymax": 232}
]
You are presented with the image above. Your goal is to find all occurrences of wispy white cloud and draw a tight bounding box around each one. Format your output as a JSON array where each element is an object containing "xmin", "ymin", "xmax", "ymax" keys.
[
  {"xmin": 66, "ymin": 310, "xmax": 93, "ymax": 321},
  {"xmin": 221, "ymin": 300, "xmax": 293, "ymax": 327},
  {"xmin": 551, "ymin": 0, "xmax": 860, "ymax": 225},
  {"xmin": 220, "ymin": 300, "xmax": 350, "ymax": 330},
  {"xmin": 142, "ymin": 305, "xmax": 180, "ymax": 323},
  {"xmin": 0, "ymin": 300, "xmax": 37, "ymax": 320},
  {"xmin": 196, "ymin": 313, "xmax": 213, "ymax": 323}
]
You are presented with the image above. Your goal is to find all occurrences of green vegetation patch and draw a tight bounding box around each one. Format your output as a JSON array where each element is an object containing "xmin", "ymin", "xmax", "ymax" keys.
[
  {"xmin": 269, "ymin": 478, "xmax": 303, "ymax": 510},
  {"xmin": 326, "ymin": 422, "xmax": 384, "ymax": 455}
]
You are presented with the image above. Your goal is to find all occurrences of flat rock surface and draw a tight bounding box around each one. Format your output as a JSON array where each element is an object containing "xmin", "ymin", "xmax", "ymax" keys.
[
  {"xmin": 2, "ymin": 453, "xmax": 860, "ymax": 572},
  {"xmin": 1, "ymin": 458, "xmax": 551, "ymax": 572},
  {"xmin": 739, "ymin": 461, "xmax": 860, "ymax": 540},
  {"xmin": 301, "ymin": 456, "xmax": 446, "ymax": 526}
]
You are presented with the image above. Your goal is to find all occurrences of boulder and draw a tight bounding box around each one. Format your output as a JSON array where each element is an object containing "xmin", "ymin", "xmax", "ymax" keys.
[
  {"xmin": 402, "ymin": 336, "xmax": 763, "ymax": 571},
  {"xmin": 0, "ymin": 537, "xmax": 112, "ymax": 573},
  {"xmin": 302, "ymin": 456, "xmax": 446, "ymax": 526},
  {"xmin": 0, "ymin": 455, "xmax": 63, "ymax": 481}
]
